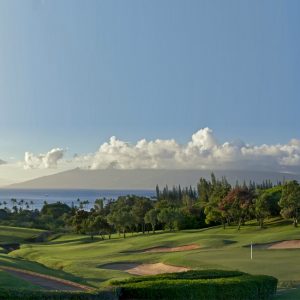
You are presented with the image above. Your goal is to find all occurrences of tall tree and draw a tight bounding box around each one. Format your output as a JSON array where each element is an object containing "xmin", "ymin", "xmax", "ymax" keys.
[
  {"xmin": 157, "ymin": 208, "xmax": 180, "ymax": 231},
  {"xmin": 107, "ymin": 210, "xmax": 132, "ymax": 238},
  {"xmin": 144, "ymin": 209, "xmax": 158, "ymax": 233},
  {"xmin": 71, "ymin": 210, "xmax": 90, "ymax": 233},
  {"xmin": 205, "ymin": 178, "xmax": 231, "ymax": 228},
  {"xmin": 279, "ymin": 180, "xmax": 300, "ymax": 227},
  {"xmin": 254, "ymin": 191, "xmax": 271, "ymax": 228},
  {"xmin": 156, "ymin": 185, "xmax": 160, "ymax": 201},
  {"xmin": 197, "ymin": 178, "xmax": 211, "ymax": 207},
  {"xmin": 221, "ymin": 187, "xmax": 254, "ymax": 230},
  {"xmin": 132, "ymin": 197, "xmax": 153, "ymax": 234}
]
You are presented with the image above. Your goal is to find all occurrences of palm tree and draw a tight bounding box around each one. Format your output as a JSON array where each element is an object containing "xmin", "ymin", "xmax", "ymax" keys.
[
  {"xmin": 11, "ymin": 198, "xmax": 17, "ymax": 207},
  {"xmin": 12, "ymin": 206, "xmax": 18, "ymax": 214}
]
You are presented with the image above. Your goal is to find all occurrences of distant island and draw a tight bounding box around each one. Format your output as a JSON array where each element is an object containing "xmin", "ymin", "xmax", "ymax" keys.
[{"xmin": 6, "ymin": 168, "xmax": 300, "ymax": 190}]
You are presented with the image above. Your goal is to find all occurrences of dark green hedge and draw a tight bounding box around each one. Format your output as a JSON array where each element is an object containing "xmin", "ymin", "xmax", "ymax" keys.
[
  {"xmin": 111, "ymin": 269, "xmax": 245, "ymax": 285},
  {"xmin": 111, "ymin": 270, "xmax": 277, "ymax": 300},
  {"xmin": 0, "ymin": 270, "xmax": 278, "ymax": 300},
  {"xmin": 0, "ymin": 289, "xmax": 118, "ymax": 300}
]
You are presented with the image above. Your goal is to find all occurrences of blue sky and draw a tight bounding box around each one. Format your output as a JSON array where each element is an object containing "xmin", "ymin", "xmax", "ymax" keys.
[{"xmin": 0, "ymin": 0, "xmax": 300, "ymax": 182}]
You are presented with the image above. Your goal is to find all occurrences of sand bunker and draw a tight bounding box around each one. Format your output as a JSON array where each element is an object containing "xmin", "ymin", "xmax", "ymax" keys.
[
  {"xmin": 127, "ymin": 263, "xmax": 189, "ymax": 275},
  {"xmin": 101, "ymin": 262, "xmax": 189, "ymax": 275},
  {"xmin": 144, "ymin": 244, "xmax": 200, "ymax": 253},
  {"xmin": 269, "ymin": 240, "xmax": 300, "ymax": 249}
]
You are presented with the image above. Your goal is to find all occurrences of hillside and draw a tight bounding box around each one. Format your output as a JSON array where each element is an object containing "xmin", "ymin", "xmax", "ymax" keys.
[
  {"xmin": 0, "ymin": 218, "xmax": 298, "ymax": 299},
  {"xmin": 7, "ymin": 168, "xmax": 300, "ymax": 189}
]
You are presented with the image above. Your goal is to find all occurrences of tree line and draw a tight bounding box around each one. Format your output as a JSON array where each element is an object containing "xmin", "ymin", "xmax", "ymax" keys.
[
  {"xmin": 199, "ymin": 174, "xmax": 300, "ymax": 229},
  {"xmin": 0, "ymin": 174, "xmax": 300, "ymax": 238}
]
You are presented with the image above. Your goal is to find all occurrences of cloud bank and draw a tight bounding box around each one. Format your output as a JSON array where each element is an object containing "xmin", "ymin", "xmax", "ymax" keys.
[
  {"xmin": 24, "ymin": 148, "xmax": 64, "ymax": 169},
  {"xmin": 22, "ymin": 128, "xmax": 300, "ymax": 173},
  {"xmin": 86, "ymin": 128, "xmax": 300, "ymax": 172}
]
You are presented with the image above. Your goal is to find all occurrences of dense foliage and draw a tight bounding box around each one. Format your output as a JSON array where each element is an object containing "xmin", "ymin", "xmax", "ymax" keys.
[
  {"xmin": 111, "ymin": 270, "xmax": 278, "ymax": 300},
  {"xmin": 279, "ymin": 180, "xmax": 300, "ymax": 227},
  {"xmin": 1, "ymin": 174, "xmax": 299, "ymax": 237},
  {"xmin": 111, "ymin": 270, "xmax": 246, "ymax": 284}
]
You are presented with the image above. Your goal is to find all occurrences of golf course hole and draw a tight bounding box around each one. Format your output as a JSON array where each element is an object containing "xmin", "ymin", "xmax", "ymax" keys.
[
  {"xmin": 143, "ymin": 244, "xmax": 200, "ymax": 253},
  {"xmin": 100, "ymin": 262, "xmax": 190, "ymax": 275},
  {"xmin": 268, "ymin": 240, "xmax": 300, "ymax": 249}
]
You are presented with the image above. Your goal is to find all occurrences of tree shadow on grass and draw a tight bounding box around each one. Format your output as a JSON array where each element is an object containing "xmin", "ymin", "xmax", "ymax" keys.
[
  {"xmin": 42, "ymin": 236, "xmax": 105, "ymax": 245},
  {"xmin": 0, "ymin": 254, "xmax": 90, "ymax": 287},
  {"xmin": 98, "ymin": 262, "xmax": 139, "ymax": 271}
]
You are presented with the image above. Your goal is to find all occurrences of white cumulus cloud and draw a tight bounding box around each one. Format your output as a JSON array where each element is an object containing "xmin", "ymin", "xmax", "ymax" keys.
[
  {"xmin": 84, "ymin": 128, "xmax": 300, "ymax": 172},
  {"xmin": 24, "ymin": 148, "xmax": 65, "ymax": 169},
  {"xmin": 21, "ymin": 128, "xmax": 300, "ymax": 173}
]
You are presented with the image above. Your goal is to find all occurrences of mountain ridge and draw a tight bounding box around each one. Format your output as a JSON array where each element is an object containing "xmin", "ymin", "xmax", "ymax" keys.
[{"xmin": 5, "ymin": 168, "xmax": 300, "ymax": 190}]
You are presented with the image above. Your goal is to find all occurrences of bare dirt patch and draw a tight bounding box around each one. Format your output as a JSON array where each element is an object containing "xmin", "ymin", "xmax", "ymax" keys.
[
  {"xmin": 127, "ymin": 263, "xmax": 189, "ymax": 275},
  {"xmin": 144, "ymin": 244, "xmax": 200, "ymax": 253},
  {"xmin": 269, "ymin": 240, "xmax": 300, "ymax": 249},
  {"xmin": 100, "ymin": 262, "xmax": 190, "ymax": 276},
  {"xmin": 0, "ymin": 266, "xmax": 93, "ymax": 291}
]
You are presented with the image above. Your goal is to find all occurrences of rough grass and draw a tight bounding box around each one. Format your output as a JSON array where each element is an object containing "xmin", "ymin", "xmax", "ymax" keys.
[{"xmin": 1, "ymin": 218, "xmax": 300, "ymax": 297}]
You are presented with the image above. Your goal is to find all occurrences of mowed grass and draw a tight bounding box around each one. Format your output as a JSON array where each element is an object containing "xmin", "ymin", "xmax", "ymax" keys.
[
  {"xmin": 0, "ymin": 253, "xmax": 92, "ymax": 286},
  {"xmin": 0, "ymin": 226, "xmax": 92, "ymax": 286},
  {"xmin": 4, "ymin": 218, "xmax": 300, "ymax": 289},
  {"xmin": 0, "ymin": 225, "xmax": 45, "ymax": 244}
]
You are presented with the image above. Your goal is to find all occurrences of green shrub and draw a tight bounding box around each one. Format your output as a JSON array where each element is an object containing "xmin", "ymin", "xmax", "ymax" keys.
[
  {"xmin": 111, "ymin": 269, "xmax": 245, "ymax": 285},
  {"xmin": 111, "ymin": 270, "xmax": 277, "ymax": 300}
]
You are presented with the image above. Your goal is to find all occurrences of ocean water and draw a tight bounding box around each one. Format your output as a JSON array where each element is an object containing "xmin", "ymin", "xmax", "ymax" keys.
[{"xmin": 0, "ymin": 189, "xmax": 155, "ymax": 210}]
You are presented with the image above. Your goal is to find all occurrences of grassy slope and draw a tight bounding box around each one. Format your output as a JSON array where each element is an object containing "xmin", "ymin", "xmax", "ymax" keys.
[
  {"xmin": 0, "ymin": 226, "xmax": 45, "ymax": 289},
  {"xmin": 0, "ymin": 226, "xmax": 91, "ymax": 287},
  {"xmin": 6, "ymin": 218, "xmax": 300, "ymax": 288},
  {"xmin": 1, "ymin": 219, "xmax": 300, "ymax": 297},
  {"xmin": 0, "ymin": 225, "xmax": 44, "ymax": 244}
]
